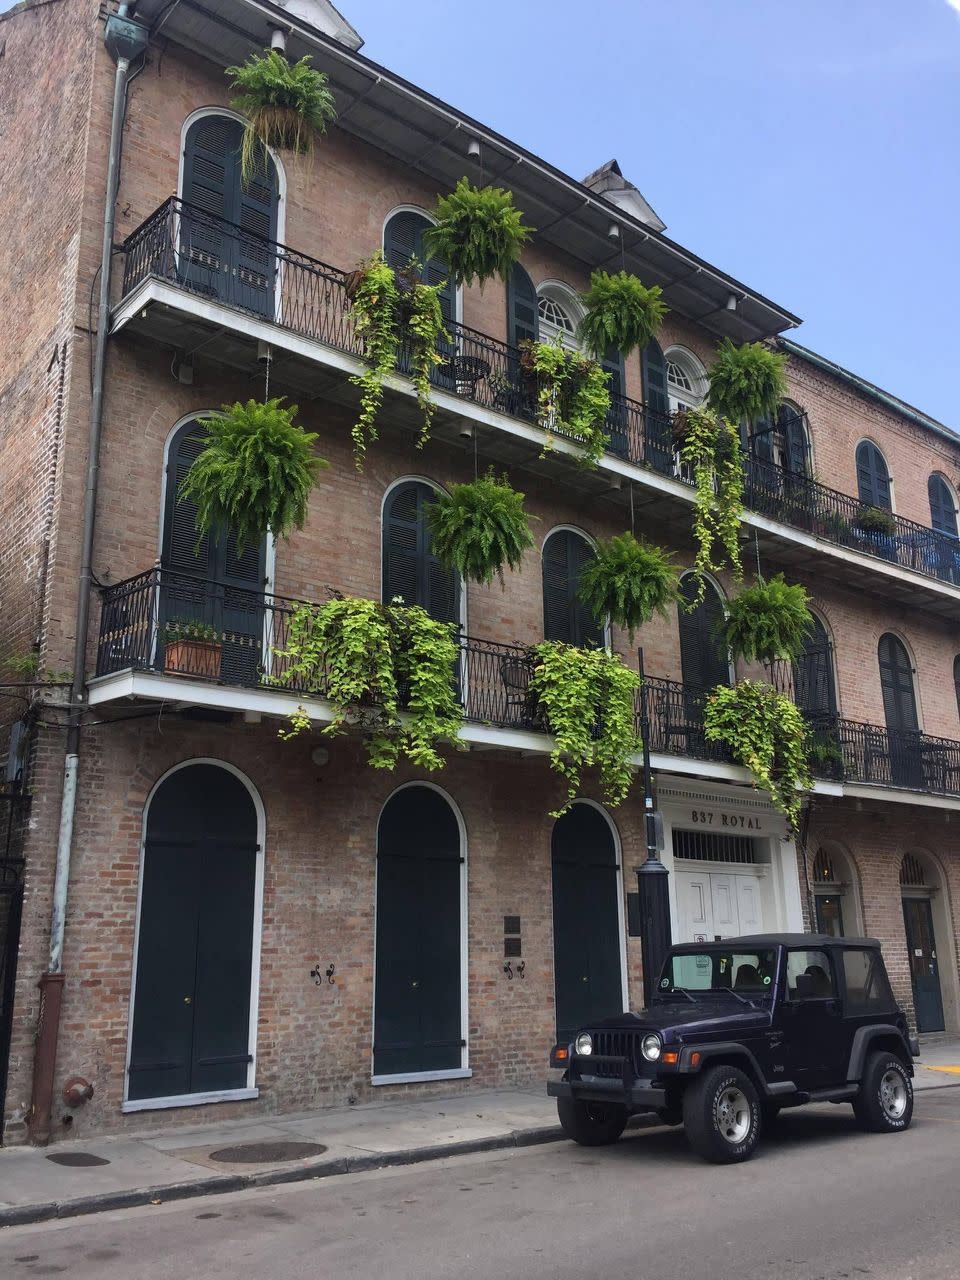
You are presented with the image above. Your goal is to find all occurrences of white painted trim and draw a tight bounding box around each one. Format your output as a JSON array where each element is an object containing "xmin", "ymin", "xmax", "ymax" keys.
[
  {"xmin": 663, "ymin": 344, "xmax": 708, "ymax": 409},
  {"xmin": 565, "ymin": 800, "xmax": 630, "ymax": 1014},
  {"xmin": 371, "ymin": 1069, "xmax": 473, "ymax": 1086},
  {"xmin": 371, "ymin": 782, "xmax": 470, "ymax": 1078},
  {"xmin": 122, "ymin": 1087, "xmax": 259, "ymax": 1114},
  {"xmin": 123, "ymin": 759, "xmax": 266, "ymax": 1109},
  {"xmin": 930, "ymin": 470, "xmax": 960, "ymax": 533},
  {"xmin": 541, "ymin": 525, "xmax": 612, "ymax": 648},
  {"xmin": 381, "ymin": 205, "xmax": 463, "ymax": 327}
]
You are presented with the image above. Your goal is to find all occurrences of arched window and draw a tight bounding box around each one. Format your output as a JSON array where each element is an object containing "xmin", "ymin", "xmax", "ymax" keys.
[
  {"xmin": 856, "ymin": 440, "xmax": 892, "ymax": 510},
  {"xmin": 678, "ymin": 574, "xmax": 729, "ymax": 691},
  {"xmin": 878, "ymin": 633, "xmax": 918, "ymax": 733},
  {"xmin": 812, "ymin": 845, "xmax": 859, "ymax": 937},
  {"xmin": 383, "ymin": 210, "xmax": 455, "ymax": 326},
  {"xmin": 793, "ymin": 613, "xmax": 837, "ymax": 715},
  {"xmin": 506, "ymin": 262, "xmax": 538, "ymax": 350},
  {"xmin": 542, "ymin": 529, "xmax": 602, "ymax": 648},
  {"xmin": 900, "ymin": 852, "xmax": 927, "ymax": 888},
  {"xmin": 664, "ymin": 348, "xmax": 707, "ymax": 413},
  {"xmin": 536, "ymin": 284, "xmax": 582, "ymax": 350},
  {"xmin": 641, "ymin": 338, "xmax": 673, "ymax": 474},
  {"xmin": 181, "ymin": 113, "xmax": 279, "ymax": 318},
  {"xmin": 382, "ymin": 481, "xmax": 460, "ymax": 624},
  {"xmin": 929, "ymin": 474, "xmax": 958, "ymax": 538},
  {"xmin": 776, "ymin": 404, "xmax": 810, "ymax": 476}
]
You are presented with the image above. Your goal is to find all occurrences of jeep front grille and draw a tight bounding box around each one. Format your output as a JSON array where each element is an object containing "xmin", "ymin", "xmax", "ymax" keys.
[{"xmin": 587, "ymin": 1030, "xmax": 645, "ymax": 1078}]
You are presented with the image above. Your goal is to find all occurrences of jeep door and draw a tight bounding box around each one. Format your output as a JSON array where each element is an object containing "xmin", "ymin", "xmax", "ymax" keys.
[{"xmin": 779, "ymin": 948, "xmax": 847, "ymax": 1089}]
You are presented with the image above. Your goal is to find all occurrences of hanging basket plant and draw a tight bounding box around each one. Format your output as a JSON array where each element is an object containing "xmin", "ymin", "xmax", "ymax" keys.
[
  {"xmin": 424, "ymin": 177, "xmax": 533, "ymax": 289},
  {"xmin": 577, "ymin": 533, "xmax": 679, "ymax": 641},
  {"xmin": 426, "ymin": 470, "xmax": 536, "ymax": 587},
  {"xmin": 720, "ymin": 574, "xmax": 814, "ymax": 665},
  {"xmin": 577, "ymin": 270, "xmax": 668, "ymax": 360},
  {"xmin": 855, "ymin": 505, "xmax": 897, "ymax": 537},
  {"xmin": 530, "ymin": 642, "xmax": 641, "ymax": 817},
  {"xmin": 520, "ymin": 338, "xmax": 611, "ymax": 468},
  {"xmin": 676, "ymin": 406, "xmax": 744, "ymax": 606},
  {"xmin": 706, "ymin": 338, "xmax": 788, "ymax": 424},
  {"xmin": 272, "ymin": 595, "xmax": 464, "ymax": 768},
  {"xmin": 227, "ymin": 49, "xmax": 336, "ymax": 184},
  {"xmin": 703, "ymin": 680, "xmax": 811, "ymax": 830},
  {"xmin": 179, "ymin": 398, "xmax": 328, "ymax": 552}
]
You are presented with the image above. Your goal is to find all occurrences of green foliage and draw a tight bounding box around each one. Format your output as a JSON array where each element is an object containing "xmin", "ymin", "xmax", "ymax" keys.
[
  {"xmin": 703, "ymin": 680, "xmax": 811, "ymax": 829},
  {"xmin": 272, "ymin": 595, "xmax": 463, "ymax": 769},
  {"xmin": 4, "ymin": 652, "xmax": 40, "ymax": 679},
  {"xmin": 808, "ymin": 730, "xmax": 845, "ymax": 778},
  {"xmin": 706, "ymin": 338, "xmax": 787, "ymax": 424},
  {"xmin": 676, "ymin": 407, "xmax": 744, "ymax": 606},
  {"xmin": 522, "ymin": 338, "xmax": 611, "ymax": 469},
  {"xmin": 577, "ymin": 270, "xmax": 667, "ymax": 360},
  {"xmin": 227, "ymin": 50, "xmax": 336, "ymax": 184},
  {"xmin": 406, "ymin": 275, "xmax": 450, "ymax": 450},
  {"xmin": 577, "ymin": 533, "xmax": 679, "ymax": 641},
  {"xmin": 721, "ymin": 574, "xmax": 813, "ymax": 665},
  {"xmin": 530, "ymin": 642, "xmax": 641, "ymax": 817},
  {"xmin": 179, "ymin": 398, "xmax": 327, "ymax": 553},
  {"xmin": 855, "ymin": 505, "xmax": 897, "ymax": 536},
  {"xmin": 161, "ymin": 619, "xmax": 220, "ymax": 644},
  {"xmin": 348, "ymin": 252, "xmax": 399, "ymax": 468},
  {"xmin": 426, "ymin": 471, "xmax": 536, "ymax": 587},
  {"xmin": 425, "ymin": 178, "xmax": 532, "ymax": 289}
]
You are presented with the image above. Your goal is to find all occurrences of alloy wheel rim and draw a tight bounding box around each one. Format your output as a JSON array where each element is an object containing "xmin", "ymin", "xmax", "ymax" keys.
[
  {"xmin": 715, "ymin": 1086, "xmax": 751, "ymax": 1143},
  {"xmin": 879, "ymin": 1069, "xmax": 907, "ymax": 1119}
]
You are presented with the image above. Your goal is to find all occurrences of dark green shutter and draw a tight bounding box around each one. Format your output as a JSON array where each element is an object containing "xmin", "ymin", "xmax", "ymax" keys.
[
  {"xmin": 641, "ymin": 339, "xmax": 672, "ymax": 474},
  {"xmin": 954, "ymin": 656, "xmax": 960, "ymax": 721},
  {"xmin": 750, "ymin": 416, "xmax": 774, "ymax": 463},
  {"xmin": 792, "ymin": 616, "xmax": 836, "ymax": 715},
  {"xmin": 163, "ymin": 426, "xmax": 211, "ymax": 576},
  {"xmin": 856, "ymin": 441, "xmax": 891, "ymax": 510},
  {"xmin": 601, "ymin": 348, "xmax": 627, "ymax": 457},
  {"xmin": 382, "ymin": 481, "xmax": 460, "ymax": 624},
  {"xmin": 779, "ymin": 406, "xmax": 809, "ymax": 476},
  {"xmin": 384, "ymin": 211, "xmax": 455, "ymax": 387},
  {"xmin": 507, "ymin": 263, "xmax": 538, "ymax": 348},
  {"xmin": 542, "ymin": 530, "xmax": 602, "ymax": 648},
  {"xmin": 929, "ymin": 474, "xmax": 958, "ymax": 537},
  {"xmin": 878, "ymin": 634, "xmax": 918, "ymax": 732},
  {"xmin": 678, "ymin": 576, "xmax": 728, "ymax": 691}
]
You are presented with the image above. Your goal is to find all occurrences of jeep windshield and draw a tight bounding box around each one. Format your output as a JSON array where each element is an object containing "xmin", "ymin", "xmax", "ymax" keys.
[{"xmin": 657, "ymin": 948, "xmax": 778, "ymax": 1001}]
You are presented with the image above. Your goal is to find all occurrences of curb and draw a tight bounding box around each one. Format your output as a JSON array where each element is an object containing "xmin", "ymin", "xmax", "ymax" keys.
[{"xmin": 0, "ymin": 1123, "xmax": 567, "ymax": 1230}]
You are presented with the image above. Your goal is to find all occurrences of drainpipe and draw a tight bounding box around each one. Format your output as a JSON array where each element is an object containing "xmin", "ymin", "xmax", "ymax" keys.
[{"xmin": 29, "ymin": 4, "xmax": 149, "ymax": 1146}]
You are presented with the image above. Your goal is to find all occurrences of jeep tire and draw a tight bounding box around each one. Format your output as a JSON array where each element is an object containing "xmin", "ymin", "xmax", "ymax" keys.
[
  {"xmin": 682, "ymin": 1064, "xmax": 762, "ymax": 1163},
  {"xmin": 852, "ymin": 1051, "xmax": 914, "ymax": 1133},
  {"xmin": 556, "ymin": 1097, "xmax": 628, "ymax": 1146}
]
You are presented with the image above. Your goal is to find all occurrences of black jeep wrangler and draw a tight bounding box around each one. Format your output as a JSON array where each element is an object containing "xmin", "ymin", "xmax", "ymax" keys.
[{"xmin": 548, "ymin": 933, "xmax": 918, "ymax": 1164}]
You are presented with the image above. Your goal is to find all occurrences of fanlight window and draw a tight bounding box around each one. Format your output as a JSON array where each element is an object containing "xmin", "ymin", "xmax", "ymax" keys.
[
  {"xmin": 667, "ymin": 361, "xmax": 694, "ymax": 394},
  {"xmin": 899, "ymin": 853, "xmax": 927, "ymax": 888},
  {"xmin": 537, "ymin": 296, "xmax": 575, "ymax": 333},
  {"xmin": 813, "ymin": 848, "xmax": 837, "ymax": 883}
]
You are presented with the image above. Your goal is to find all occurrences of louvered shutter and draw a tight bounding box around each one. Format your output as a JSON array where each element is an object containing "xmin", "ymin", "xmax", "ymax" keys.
[
  {"xmin": 542, "ymin": 531, "xmax": 601, "ymax": 648},
  {"xmin": 793, "ymin": 616, "xmax": 836, "ymax": 715},
  {"xmin": 384, "ymin": 211, "xmax": 455, "ymax": 388},
  {"xmin": 929, "ymin": 474, "xmax": 958, "ymax": 537},
  {"xmin": 856, "ymin": 441, "xmax": 891, "ymax": 510},
  {"xmin": 601, "ymin": 348, "xmax": 627, "ymax": 458},
  {"xmin": 878, "ymin": 634, "xmax": 918, "ymax": 732},
  {"xmin": 641, "ymin": 339, "xmax": 672, "ymax": 474},
  {"xmin": 750, "ymin": 416, "xmax": 774, "ymax": 464},
  {"xmin": 163, "ymin": 426, "xmax": 213, "ymax": 577},
  {"xmin": 569, "ymin": 535, "xmax": 603, "ymax": 648},
  {"xmin": 235, "ymin": 149, "xmax": 279, "ymax": 318},
  {"xmin": 954, "ymin": 656, "xmax": 960, "ymax": 720},
  {"xmin": 507, "ymin": 263, "xmax": 538, "ymax": 348},
  {"xmin": 779, "ymin": 406, "xmax": 809, "ymax": 476},
  {"xmin": 678, "ymin": 576, "xmax": 728, "ymax": 691},
  {"xmin": 382, "ymin": 482, "xmax": 459, "ymax": 623}
]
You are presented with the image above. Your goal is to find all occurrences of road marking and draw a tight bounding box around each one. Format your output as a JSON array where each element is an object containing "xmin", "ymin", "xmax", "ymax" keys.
[{"xmin": 924, "ymin": 1065, "xmax": 960, "ymax": 1075}]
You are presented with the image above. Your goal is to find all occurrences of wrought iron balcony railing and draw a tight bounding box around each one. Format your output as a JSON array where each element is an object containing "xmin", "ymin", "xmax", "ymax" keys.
[
  {"xmin": 119, "ymin": 199, "xmax": 960, "ymax": 591},
  {"xmin": 95, "ymin": 569, "xmax": 960, "ymax": 799}
]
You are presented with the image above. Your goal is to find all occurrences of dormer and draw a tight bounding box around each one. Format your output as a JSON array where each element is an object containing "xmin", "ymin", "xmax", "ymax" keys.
[{"xmin": 581, "ymin": 159, "xmax": 666, "ymax": 233}]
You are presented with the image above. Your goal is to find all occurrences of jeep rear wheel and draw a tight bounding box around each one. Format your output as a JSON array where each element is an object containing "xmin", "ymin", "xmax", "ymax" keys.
[
  {"xmin": 556, "ymin": 1097, "xmax": 628, "ymax": 1146},
  {"xmin": 682, "ymin": 1064, "xmax": 762, "ymax": 1164},
  {"xmin": 852, "ymin": 1051, "xmax": 914, "ymax": 1133}
]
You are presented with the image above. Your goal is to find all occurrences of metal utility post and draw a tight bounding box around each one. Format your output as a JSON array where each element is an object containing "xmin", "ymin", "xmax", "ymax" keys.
[{"xmin": 635, "ymin": 649, "xmax": 672, "ymax": 1007}]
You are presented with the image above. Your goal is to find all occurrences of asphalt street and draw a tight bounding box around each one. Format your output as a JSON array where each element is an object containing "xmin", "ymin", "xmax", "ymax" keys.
[{"xmin": 3, "ymin": 1087, "xmax": 959, "ymax": 1280}]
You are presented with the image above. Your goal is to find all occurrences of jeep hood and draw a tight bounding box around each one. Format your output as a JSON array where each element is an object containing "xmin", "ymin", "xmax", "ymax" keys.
[{"xmin": 585, "ymin": 1001, "xmax": 772, "ymax": 1039}]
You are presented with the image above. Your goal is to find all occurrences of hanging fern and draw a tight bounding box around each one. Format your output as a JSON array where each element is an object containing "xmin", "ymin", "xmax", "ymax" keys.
[
  {"xmin": 578, "ymin": 533, "xmax": 679, "ymax": 641},
  {"xmin": 707, "ymin": 338, "xmax": 787, "ymax": 424},
  {"xmin": 426, "ymin": 471, "xmax": 536, "ymax": 586},
  {"xmin": 676, "ymin": 407, "xmax": 744, "ymax": 606},
  {"xmin": 227, "ymin": 50, "xmax": 336, "ymax": 185},
  {"xmin": 179, "ymin": 398, "xmax": 327, "ymax": 553},
  {"xmin": 347, "ymin": 252, "xmax": 399, "ymax": 468},
  {"xmin": 425, "ymin": 178, "xmax": 533, "ymax": 288},
  {"xmin": 721, "ymin": 574, "xmax": 813, "ymax": 665},
  {"xmin": 578, "ymin": 270, "xmax": 668, "ymax": 360}
]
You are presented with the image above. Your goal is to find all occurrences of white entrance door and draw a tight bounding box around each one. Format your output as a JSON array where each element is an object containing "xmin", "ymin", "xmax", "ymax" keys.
[{"xmin": 676, "ymin": 870, "xmax": 764, "ymax": 942}]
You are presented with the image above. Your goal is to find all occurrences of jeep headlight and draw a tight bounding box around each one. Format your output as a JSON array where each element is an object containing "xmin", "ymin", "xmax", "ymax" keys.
[
  {"xmin": 575, "ymin": 1032, "xmax": 593, "ymax": 1056},
  {"xmin": 641, "ymin": 1033, "xmax": 662, "ymax": 1062}
]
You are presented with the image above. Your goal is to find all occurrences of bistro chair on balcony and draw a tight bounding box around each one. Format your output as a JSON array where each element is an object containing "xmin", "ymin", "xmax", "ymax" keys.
[{"xmin": 499, "ymin": 656, "xmax": 540, "ymax": 730}]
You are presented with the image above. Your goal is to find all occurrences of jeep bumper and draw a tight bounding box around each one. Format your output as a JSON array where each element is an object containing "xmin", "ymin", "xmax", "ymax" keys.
[{"xmin": 548, "ymin": 1053, "xmax": 667, "ymax": 1110}]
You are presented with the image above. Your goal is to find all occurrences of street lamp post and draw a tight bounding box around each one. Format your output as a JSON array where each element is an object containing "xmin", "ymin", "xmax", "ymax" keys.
[{"xmin": 636, "ymin": 649, "xmax": 672, "ymax": 1007}]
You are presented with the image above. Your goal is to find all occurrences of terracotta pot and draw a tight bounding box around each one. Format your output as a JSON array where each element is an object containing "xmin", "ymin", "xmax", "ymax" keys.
[{"xmin": 164, "ymin": 639, "xmax": 222, "ymax": 679}]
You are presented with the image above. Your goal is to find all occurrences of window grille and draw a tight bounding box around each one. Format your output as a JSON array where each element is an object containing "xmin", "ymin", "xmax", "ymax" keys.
[
  {"xmin": 673, "ymin": 829, "xmax": 762, "ymax": 865},
  {"xmin": 667, "ymin": 360, "xmax": 693, "ymax": 393},
  {"xmin": 899, "ymin": 853, "xmax": 926, "ymax": 888},
  {"xmin": 813, "ymin": 848, "xmax": 836, "ymax": 882},
  {"xmin": 537, "ymin": 296, "xmax": 575, "ymax": 332}
]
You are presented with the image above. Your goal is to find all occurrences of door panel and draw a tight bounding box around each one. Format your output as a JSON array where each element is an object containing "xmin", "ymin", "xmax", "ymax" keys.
[
  {"xmin": 903, "ymin": 897, "xmax": 945, "ymax": 1032},
  {"xmin": 677, "ymin": 872, "xmax": 713, "ymax": 942},
  {"xmin": 735, "ymin": 876, "xmax": 762, "ymax": 933},
  {"xmin": 710, "ymin": 875, "xmax": 737, "ymax": 937}
]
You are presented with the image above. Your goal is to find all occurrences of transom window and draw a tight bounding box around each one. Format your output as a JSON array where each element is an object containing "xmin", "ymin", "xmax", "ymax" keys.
[
  {"xmin": 667, "ymin": 361, "xmax": 693, "ymax": 394},
  {"xmin": 900, "ymin": 853, "xmax": 926, "ymax": 888},
  {"xmin": 538, "ymin": 296, "xmax": 575, "ymax": 333},
  {"xmin": 664, "ymin": 347, "xmax": 706, "ymax": 414}
]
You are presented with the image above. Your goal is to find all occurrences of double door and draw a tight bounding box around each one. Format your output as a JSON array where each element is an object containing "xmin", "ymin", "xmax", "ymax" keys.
[
  {"xmin": 676, "ymin": 869, "xmax": 763, "ymax": 943},
  {"xmin": 903, "ymin": 897, "xmax": 945, "ymax": 1032}
]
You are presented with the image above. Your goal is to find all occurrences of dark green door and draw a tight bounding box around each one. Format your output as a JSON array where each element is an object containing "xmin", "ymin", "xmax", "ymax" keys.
[
  {"xmin": 128, "ymin": 764, "xmax": 259, "ymax": 1101},
  {"xmin": 552, "ymin": 804, "xmax": 623, "ymax": 1042},
  {"xmin": 374, "ymin": 787, "xmax": 463, "ymax": 1077},
  {"xmin": 903, "ymin": 897, "xmax": 945, "ymax": 1033}
]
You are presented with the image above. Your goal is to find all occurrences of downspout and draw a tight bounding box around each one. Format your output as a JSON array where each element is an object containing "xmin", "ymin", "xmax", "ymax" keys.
[{"xmin": 29, "ymin": 4, "xmax": 149, "ymax": 1146}]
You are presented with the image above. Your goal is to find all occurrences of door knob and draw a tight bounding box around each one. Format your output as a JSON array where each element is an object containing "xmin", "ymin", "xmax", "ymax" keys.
[
  {"xmin": 411, "ymin": 980, "xmax": 419, "ymax": 989},
  {"xmin": 184, "ymin": 996, "xmax": 192, "ymax": 1004}
]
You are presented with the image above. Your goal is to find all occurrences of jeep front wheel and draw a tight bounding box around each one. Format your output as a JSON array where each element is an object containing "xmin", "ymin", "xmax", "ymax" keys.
[
  {"xmin": 682, "ymin": 1064, "xmax": 762, "ymax": 1163},
  {"xmin": 556, "ymin": 1097, "xmax": 628, "ymax": 1146},
  {"xmin": 852, "ymin": 1051, "xmax": 914, "ymax": 1133}
]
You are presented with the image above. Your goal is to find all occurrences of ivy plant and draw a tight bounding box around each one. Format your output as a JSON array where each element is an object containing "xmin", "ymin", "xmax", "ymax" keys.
[
  {"xmin": 406, "ymin": 275, "xmax": 450, "ymax": 449},
  {"xmin": 179, "ymin": 398, "xmax": 327, "ymax": 553},
  {"xmin": 425, "ymin": 178, "xmax": 533, "ymax": 288},
  {"xmin": 426, "ymin": 470, "xmax": 536, "ymax": 586},
  {"xmin": 578, "ymin": 270, "xmax": 668, "ymax": 360},
  {"xmin": 703, "ymin": 680, "xmax": 811, "ymax": 829},
  {"xmin": 347, "ymin": 252, "xmax": 400, "ymax": 468},
  {"xmin": 226, "ymin": 50, "xmax": 336, "ymax": 184},
  {"xmin": 272, "ymin": 595, "xmax": 463, "ymax": 769},
  {"xmin": 720, "ymin": 574, "xmax": 813, "ymax": 665},
  {"xmin": 578, "ymin": 533, "xmax": 679, "ymax": 641},
  {"xmin": 530, "ymin": 642, "xmax": 641, "ymax": 817},
  {"xmin": 676, "ymin": 406, "xmax": 744, "ymax": 606},
  {"xmin": 521, "ymin": 338, "xmax": 611, "ymax": 469},
  {"xmin": 707, "ymin": 338, "xmax": 787, "ymax": 424}
]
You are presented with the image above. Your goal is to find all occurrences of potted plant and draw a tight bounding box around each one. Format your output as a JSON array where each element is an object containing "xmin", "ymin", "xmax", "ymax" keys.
[
  {"xmin": 808, "ymin": 730, "xmax": 845, "ymax": 781},
  {"xmin": 577, "ymin": 532, "xmax": 679, "ymax": 641},
  {"xmin": 425, "ymin": 177, "xmax": 533, "ymax": 289},
  {"xmin": 179, "ymin": 398, "xmax": 328, "ymax": 552},
  {"xmin": 227, "ymin": 49, "xmax": 336, "ymax": 184},
  {"xmin": 720, "ymin": 574, "xmax": 814, "ymax": 665},
  {"xmin": 426, "ymin": 470, "xmax": 536, "ymax": 586},
  {"xmin": 577, "ymin": 270, "xmax": 667, "ymax": 361},
  {"xmin": 162, "ymin": 619, "xmax": 222, "ymax": 679},
  {"xmin": 855, "ymin": 505, "xmax": 897, "ymax": 537},
  {"xmin": 706, "ymin": 338, "xmax": 788, "ymax": 425}
]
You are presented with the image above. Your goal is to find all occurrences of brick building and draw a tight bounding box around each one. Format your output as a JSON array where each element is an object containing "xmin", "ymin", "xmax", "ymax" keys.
[{"xmin": 1, "ymin": 0, "xmax": 959, "ymax": 1145}]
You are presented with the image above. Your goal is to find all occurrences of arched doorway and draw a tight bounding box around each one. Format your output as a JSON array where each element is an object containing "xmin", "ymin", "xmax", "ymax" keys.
[
  {"xmin": 128, "ymin": 762, "xmax": 261, "ymax": 1104},
  {"xmin": 878, "ymin": 633, "xmax": 921, "ymax": 788},
  {"xmin": 812, "ymin": 845, "xmax": 860, "ymax": 937},
  {"xmin": 551, "ymin": 804, "xmax": 625, "ymax": 1042},
  {"xmin": 374, "ymin": 786, "xmax": 465, "ymax": 1079},
  {"xmin": 900, "ymin": 852, "xmax": 946, "ymax": 1032}
]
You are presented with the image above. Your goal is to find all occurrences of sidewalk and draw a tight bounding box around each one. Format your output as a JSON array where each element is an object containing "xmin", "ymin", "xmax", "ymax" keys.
[{"xmin": 2, "ymin": 1038, "xmax": 959, "ymax": 1229}]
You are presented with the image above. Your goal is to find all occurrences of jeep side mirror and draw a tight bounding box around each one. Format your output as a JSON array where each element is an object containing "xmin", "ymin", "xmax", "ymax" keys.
[{"xmin": 794, "ymin": 973, "xmax": 815, "ymax": 999}]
